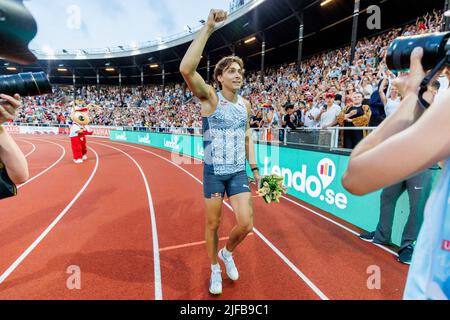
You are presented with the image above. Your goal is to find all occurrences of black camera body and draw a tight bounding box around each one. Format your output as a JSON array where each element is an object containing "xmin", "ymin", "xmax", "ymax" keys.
[
  {"xmin": 0, "ymin": 0, "xmax": 37, "ymax": 65},
  {"xmin": 0, "ymin": 0, "xmax": 52, "ymax": 96},
  {"xmin": 386, "ymin": 31, "xmax": 450, "ymax": 109},
  {"xmin": 386, "ymin": 32, "xmax": 450, "ymax": 72},
  {"xmin": 0, "ymin": 72, "xmax": 52, "ymax": 97}
]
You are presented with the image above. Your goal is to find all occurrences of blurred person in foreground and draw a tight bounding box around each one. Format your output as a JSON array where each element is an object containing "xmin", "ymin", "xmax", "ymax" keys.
[
  {"xmin": 342, "ymin": 47, "xmax": 450, "ymax": 300},
  {"xmin": 358, "ymin": 78, "xmax": 441, "ymax": 265}
]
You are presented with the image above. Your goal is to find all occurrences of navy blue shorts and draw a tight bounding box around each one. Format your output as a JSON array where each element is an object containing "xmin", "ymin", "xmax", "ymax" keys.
[{"xmin": 203, "ymin": 170, "xmax": 251, "ymax": 199}]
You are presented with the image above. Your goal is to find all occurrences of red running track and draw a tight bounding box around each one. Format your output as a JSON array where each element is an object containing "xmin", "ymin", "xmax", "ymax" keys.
[{"xmin": 0, "ymin": 135, "xmax": 409, "ymax": 300}]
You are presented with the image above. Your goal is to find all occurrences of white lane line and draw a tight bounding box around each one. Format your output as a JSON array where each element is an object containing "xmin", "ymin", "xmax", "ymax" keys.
[
  {"xmin": 277, "ymin": 194, "xmax": 399, "ymax": 256},
  {"xmin": 91, "ymin": 141, "xmax": 163, "ymax": 301},
  {"xmin": 110, "ymin": 141, "xmax": 328, "ymax": 300},
  {"xmin": 16, "ymin": 140, "xmax": 37, "ymax": 158},
  {"xmin": 17, "ymin": 139, "xmax": 66, "ymax": 190},
  {"xmin": 107, "ymin": 139, "xmax": 398, "ymax": 258},
  {"xmin": 0, "ymin": 147, "xmax": 99, "ymax": 284}
]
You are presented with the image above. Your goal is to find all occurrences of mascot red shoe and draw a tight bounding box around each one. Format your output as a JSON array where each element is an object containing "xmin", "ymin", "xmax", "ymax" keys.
[{"xmin": 70, "ymin": 105, "xmax": 93, "ymax": 164}]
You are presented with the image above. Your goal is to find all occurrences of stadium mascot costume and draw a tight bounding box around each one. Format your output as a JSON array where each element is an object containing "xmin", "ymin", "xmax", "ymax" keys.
[{"xmin": 70, "ymin": 103, "xmax": 94, "ymax": 164}]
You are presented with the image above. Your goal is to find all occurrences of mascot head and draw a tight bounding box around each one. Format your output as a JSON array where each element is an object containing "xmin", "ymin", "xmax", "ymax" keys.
[{"xmin": 71, "ymin": 102, "xmax": 91, "ymax": 126}]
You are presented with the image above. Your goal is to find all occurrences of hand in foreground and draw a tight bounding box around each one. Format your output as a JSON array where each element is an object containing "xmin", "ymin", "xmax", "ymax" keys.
[{"xmin": 0, "ymin": 94, "xmax": 21, "ymax": 124}]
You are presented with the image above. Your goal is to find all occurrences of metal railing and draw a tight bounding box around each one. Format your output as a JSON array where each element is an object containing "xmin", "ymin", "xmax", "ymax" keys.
[
  {"xmin": 11, "ymin": 122, "xmax": 70, "ymax": 128},
  {"xmin": 8, "ymin": 123, "xmax": 377, "ymax": 152},
  {"xmin": 122, "ymin": 126, "xmax": 202, "ymax": 136},
  {"xmin": 251, "ymin": 127, "xmax": 377, "ymax": 152},
  {"xmin": 120, "ymin": 126, "xmax": 377, "ymax": 152}
]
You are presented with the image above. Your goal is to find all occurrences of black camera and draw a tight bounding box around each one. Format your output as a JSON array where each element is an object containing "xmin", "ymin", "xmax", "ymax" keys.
[
  {"xmin": 0, "ymin": 72, "xmax": 52, "ymax": 97},
  {"xmin": 386, "ymin": 32, "xmax": 450, "ymax": 109},
  {"xmin": 0, "ymin": 0, "xmax": 38, "ymax": 65},
  {"xmin": 386, "ymin": 32, "xmax": 450, "ymax": 71},
  {"xmin": 0, "ymin": 1, "xmax": 52, "ymax": 97}
]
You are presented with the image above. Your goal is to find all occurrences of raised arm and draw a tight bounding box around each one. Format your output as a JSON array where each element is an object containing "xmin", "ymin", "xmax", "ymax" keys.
[
  {"xmin": 179, "ymin": 9, "xmax": 227, "ymax": 105},
  {"xmin": 378, "ymin": 78, "xmax": 388, "ymax": 106}
]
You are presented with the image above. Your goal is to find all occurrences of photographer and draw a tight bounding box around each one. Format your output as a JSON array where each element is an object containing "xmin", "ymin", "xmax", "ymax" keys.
[
  {"xmin": 358, "ymin": 79, "xmax": 440, "ymax": 265},
  {"xmin": 0, "ymin": 0, "xmax": 50, "ymax": 197},
  {"xmin": 0, "ymin": 93, "xmax": 29, "ymax": 198},
  {"xmin": 342, "ymin": 47, "xmax": 450, "ymax": 299}
]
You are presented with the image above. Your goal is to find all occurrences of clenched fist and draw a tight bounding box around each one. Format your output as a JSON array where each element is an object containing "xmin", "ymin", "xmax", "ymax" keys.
[{"xmin": 207, "ymin": 9, "xmax": 228, "ymax": 29}]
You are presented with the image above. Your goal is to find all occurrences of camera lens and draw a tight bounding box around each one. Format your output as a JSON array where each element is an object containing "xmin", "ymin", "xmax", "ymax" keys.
[
  {"xmin": 386, "ymin": 32, "xmax": 450, "ymax": 71},
  {"xmin": 0, "ymin": 72, "xmax": 52, "ymax": 97}
]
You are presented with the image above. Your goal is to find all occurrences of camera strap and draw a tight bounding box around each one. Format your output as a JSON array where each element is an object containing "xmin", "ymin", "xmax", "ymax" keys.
[{"xmin": 418, "ymin": 54, "xmax": 449, "ymax": 109}]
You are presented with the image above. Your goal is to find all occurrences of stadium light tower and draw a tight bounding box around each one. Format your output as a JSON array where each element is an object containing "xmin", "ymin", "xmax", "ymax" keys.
[
  {"xmin": 261, "ymin": 33, "xmax": 266, "ymax": 85},
  {"xmin": 350, "ymin": 0, "xmax": 360, "ymax": 66},
  {"xmin": 206, "ymin": 55, "xmax": 211, "ymax": 83},
  {"xmin": 162, "ymin": 64, "xmax": 166, "ymax": 96},
  {"xmin": 298, "ymin": 11, "xmax": 304, "ymax": 69},
  {"xmin": 444, "ymin": 0, "xmax": 450, "ymax": 31}
]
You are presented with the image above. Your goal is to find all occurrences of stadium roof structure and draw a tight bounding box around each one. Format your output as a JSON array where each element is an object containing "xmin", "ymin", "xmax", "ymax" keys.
[{"xmin": 0, "ymin": 0, "xmax": 446, "ymax": 86}]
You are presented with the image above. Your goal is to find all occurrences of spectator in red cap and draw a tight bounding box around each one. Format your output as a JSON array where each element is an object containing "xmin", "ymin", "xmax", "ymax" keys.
[
  {"xmin": 318, "ymin": 92, "xmax": 341, "ymax": 129},
  {"xmin": 317, "ymin": 92, "xmax": 342, "ymax": 147}
]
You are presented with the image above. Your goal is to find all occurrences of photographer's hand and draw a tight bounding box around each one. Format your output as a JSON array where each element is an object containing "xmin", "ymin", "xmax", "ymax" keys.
[
  {"xmin": 393, "ymin": 47, "xmax": 425, "ymax": 96},
  {"xmin": 0, "ymin": 94, "xmax": 21, "ymax": 124},
  {"xmin": 0, "ymin": 93, "xmax": 28, "ymax": 185},
  {"xmin": 343, "ymin": 47, "xmax": 450, "ymax": 195},
  {"xmin": 350, "ymin": 47, "xmax": 426, "ymax": 157}
]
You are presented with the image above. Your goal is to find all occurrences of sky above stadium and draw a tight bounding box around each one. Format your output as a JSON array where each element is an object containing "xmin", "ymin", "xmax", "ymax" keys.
[{"xmin": 24, "ymin": 0, "xmax": 232, "ymax": 50}]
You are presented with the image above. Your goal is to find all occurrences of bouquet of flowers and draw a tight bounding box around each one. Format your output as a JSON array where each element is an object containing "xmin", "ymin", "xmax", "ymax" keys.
[{"xmin": 257, "ymin": 174, "xmax": 288, "ymax": 204}]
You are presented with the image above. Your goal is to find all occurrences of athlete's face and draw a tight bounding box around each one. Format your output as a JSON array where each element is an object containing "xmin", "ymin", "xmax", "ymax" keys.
[{"xmin": 219, "ymin": 62, "xmax": 244, "ymax": 92}]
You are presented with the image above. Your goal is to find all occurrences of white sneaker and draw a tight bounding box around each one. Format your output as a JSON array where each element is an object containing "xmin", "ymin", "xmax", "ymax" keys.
[
  {"xmin": 218, "ymin": 249, "xmax": 239, "ymax": 281},
  {"xmin": 73, "ymin": 159, "xmax": 83, "ymax": 164},
  {"xmin": 82, "ymin": 155, "xmax": 87, "ymax": 161},
  {"xmin": 209, "ymin": 269, "xmax": 222, "ymax": 295}
]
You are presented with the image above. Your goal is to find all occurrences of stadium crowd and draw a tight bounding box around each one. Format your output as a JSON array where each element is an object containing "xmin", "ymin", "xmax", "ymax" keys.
[{"xmin": 14, "ymin": 9, "xmax": 445, "ymax": 146}]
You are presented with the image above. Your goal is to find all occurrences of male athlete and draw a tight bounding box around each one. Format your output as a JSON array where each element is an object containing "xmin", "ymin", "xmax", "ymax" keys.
[{"xmin": 180, "ymin": 9, "xmax": 260, "ymax": 295}]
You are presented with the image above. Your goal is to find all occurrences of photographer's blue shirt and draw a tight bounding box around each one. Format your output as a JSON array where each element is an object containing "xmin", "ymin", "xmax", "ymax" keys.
[{"xmin": 404, "ymin": 158, "xmax": 450, "ymax": 300}]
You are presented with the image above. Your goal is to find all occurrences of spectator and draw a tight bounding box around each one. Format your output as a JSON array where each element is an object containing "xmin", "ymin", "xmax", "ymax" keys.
[
  {"xmin": 250, "ymin": 109, "xmax": 264, "ymax": 128},
  {"xmin": 318, "ymin": 92, "xmax": 341, "ymax": 129},
  {"xmin": 282, "ymin": 103, "xmax": 297, "ymax": 130},
  {"xmin": 337, "ymin": 92, "xmax": 372, "ymax": 149},
  {"xmin": 379, "ymin": 79, "xmax": 402, "ymax": 118},
  {"xmin": 302, "ymin": 96, "xmax": 317, "ymax": 126}
]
